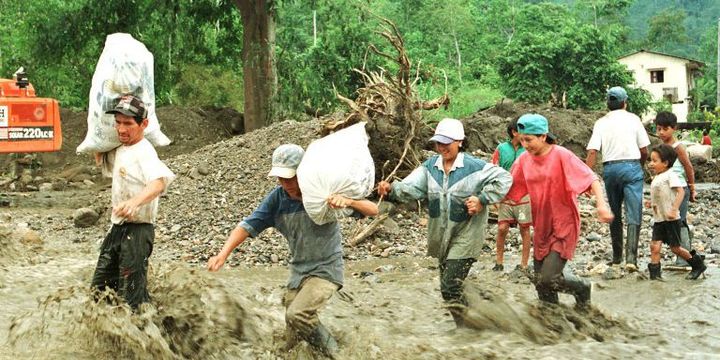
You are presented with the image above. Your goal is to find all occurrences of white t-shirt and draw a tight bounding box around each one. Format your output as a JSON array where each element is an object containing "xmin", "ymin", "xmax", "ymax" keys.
[
  {"xmin": 103, "ymin": 138, "xmax": 175, "ymax": 224},
  {"xmin": 650, "ymin": 170, "xmax": 684, "ymax": 222},
  {"xmin": 586, "ymin": 109, "xmax": 650, "ymax": 162}
]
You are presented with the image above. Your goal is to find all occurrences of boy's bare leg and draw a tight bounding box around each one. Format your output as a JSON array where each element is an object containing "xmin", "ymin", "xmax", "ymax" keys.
[
  {"xmin": 494, "ymin": 222, "xmax": 510, "ymax": 270},
  {"xmin": 650, "ymin": 240, "xmax": 663, "ymax": 263},
  {"xmin": 519, "ymin": 225, "xmax": 531, "ymax": 268},
  {"xmin": 669, "ymin": 245, "xmax": 691, "ymax": 261}
]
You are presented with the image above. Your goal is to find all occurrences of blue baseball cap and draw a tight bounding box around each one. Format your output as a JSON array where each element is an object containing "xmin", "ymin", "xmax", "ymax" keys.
[
  {"xmin": 268, "ymin": 144, "xmax": 304, "ymax": 178},
  {"xmin": 517, "ymin": 114, "xmax": 548, "ymax": 135},
  {"xmin": 607, "ymin": 86, "xmax": 628, "ymax": 102}
]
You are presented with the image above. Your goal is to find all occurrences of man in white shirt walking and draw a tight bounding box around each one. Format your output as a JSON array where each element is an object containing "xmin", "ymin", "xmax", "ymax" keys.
[
  {"xmin": 91, "ymin": 94, "xmax": 175, "ymax": 309},
  {"xmin": 585, "ymin": 87, "xmax": 650, "ymax": 271}
]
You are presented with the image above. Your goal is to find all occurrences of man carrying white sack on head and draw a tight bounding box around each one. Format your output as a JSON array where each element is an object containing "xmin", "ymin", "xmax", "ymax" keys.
[
  {"xmin": 377, "ymin": 118, "xmax": 513, "ymax": 328},
  {"xmin": 207, "ymin": 144, "xmax": 378, "ymax": 357},
  {"xmin": 90, "ymin": 94, "xmax": 175, "ymax": 310}
]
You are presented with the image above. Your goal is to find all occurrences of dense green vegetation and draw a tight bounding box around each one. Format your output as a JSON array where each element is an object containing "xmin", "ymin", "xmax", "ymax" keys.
[{"xmin": 0, "ymin": 0, "xmax": 717, "ymax": 122}]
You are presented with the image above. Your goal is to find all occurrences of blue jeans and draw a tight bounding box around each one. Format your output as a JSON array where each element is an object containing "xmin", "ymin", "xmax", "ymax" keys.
[
  {"xmin": 679, "ymin": 185, "xmax": 690, "ymax": 224},
  {"xmin": 603, "ymin": 161, "xmax": 644, "ymax": 227}
]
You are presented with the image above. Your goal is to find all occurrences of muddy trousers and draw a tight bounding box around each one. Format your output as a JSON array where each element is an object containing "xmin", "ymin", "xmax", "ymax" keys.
[
  {"xmin": 91, "ymin": 223, "xmax": 154, "ymax": 309},
  {"xmin": 533, "ymin": 251, "xmax": 590, "ymax": 306},
  {"xmin": 283, "ymin": 276, "xmax": 339, "ymax": 351},
  {"xmin": 439, "ymin": 258, "xmax": 476, "ymax": 326}
]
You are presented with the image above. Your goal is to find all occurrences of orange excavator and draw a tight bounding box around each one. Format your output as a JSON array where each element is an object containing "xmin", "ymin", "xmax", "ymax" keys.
[{"xmin": 0, "ymin": 68, "xmax": 62, "ymax": 154}]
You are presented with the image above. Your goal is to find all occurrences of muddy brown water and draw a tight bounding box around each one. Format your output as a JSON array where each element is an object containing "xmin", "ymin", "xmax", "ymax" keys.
[{"xmin": 1, "ymin": 191, "xmax": 720, "ymax": 359}]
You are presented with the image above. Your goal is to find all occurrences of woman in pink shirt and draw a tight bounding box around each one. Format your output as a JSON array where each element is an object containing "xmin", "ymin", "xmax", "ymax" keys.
[{"xmin": 506, "ymin": 114, "xmax": 614, "ymax": 308}]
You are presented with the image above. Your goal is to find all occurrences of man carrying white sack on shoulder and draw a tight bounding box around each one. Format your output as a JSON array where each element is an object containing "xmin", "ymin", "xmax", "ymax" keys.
[
  {"xmin": 377, "ymin": 118, "xmax": 513, "ymax": 328},
  {"xmin": 207, "ymin": 144, "xmax": 378, "ymax": 357}
]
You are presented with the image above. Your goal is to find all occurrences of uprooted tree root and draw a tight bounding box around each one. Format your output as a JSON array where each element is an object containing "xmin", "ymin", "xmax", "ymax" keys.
[
  {"xmin": 322, "ymin": 17, "xmax": 449, "ymax": 185},
  {"xmin": 322, "ymin": 18, "xmax": 449, "ymax": 247}
]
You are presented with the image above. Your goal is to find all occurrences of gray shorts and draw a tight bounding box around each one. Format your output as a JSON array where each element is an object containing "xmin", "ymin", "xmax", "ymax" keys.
[{"xmin": 497, "ymin": 195, "xmax": 532, "ymax": 227}]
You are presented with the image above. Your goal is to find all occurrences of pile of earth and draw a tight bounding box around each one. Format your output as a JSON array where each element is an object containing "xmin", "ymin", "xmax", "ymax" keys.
[
  {"xmin": 152, "ymin": 119, "xmax": 436, "ymax": 266},
  {"xmin": 462, "ymin": 100, "xmax": 602, "ymax": 157},
  {"xmin": 462, "ymin": 100, "xmax": 720, "ymax": 181},
  {"xmin": 0, "ymin": 106, "xmax": 239, "ymax": 191}
]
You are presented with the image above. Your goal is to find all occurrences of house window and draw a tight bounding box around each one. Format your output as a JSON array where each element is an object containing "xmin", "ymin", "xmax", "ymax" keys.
[
  {"xmin": 650, "ymin": 70, "xmax": 664, "ymax": 83},
  {"xmin": 663, "ymin": 87, "xmax": 679, "ymax": 103}
]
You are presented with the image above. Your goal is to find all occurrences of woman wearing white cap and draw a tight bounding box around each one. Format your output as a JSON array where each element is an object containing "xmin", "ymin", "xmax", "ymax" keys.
[{"xmin": 378, "ymin": 118, "xmax": 513, "ymax": 328}]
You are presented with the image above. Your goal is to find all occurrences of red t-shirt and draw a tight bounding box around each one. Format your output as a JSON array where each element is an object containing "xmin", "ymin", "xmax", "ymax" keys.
[
  {"xmin": 702, "ymin": 135, "xmax": 712, "ymax": 146},
  {"xmin": 506, "ymin": 145, "xmax": 596, "ymax": 261}
]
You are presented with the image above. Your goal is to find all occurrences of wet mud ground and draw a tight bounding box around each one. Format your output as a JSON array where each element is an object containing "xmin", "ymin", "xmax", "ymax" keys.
[{"xmin": 2, "ymin": 189, "xmax": 720, "ymax": 359}]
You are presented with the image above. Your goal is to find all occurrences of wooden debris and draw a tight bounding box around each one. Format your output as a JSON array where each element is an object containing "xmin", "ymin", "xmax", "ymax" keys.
[{"xmin": 349, "ymin": 213, "xmax": 389, "ymax": 247}]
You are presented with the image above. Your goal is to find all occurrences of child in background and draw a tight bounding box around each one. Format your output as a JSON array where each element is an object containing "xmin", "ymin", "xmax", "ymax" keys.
[
  {"xmin": 654, "ymin": 112, "xmax": 695, "ymax": 266},
  {"xmin": 491, "ymin": 118, "xmax": 532, "ymax": 273},
  {"xmin": 701, "ymin": 130, "xmax": 712, "ymax": 146},
  {"xmin": 506, "ymin": 114, "xmax": 613, "ymax": 308},
  {"xmin": 646, "ymin": 144, "xmax": 707, "ymax": 280}
]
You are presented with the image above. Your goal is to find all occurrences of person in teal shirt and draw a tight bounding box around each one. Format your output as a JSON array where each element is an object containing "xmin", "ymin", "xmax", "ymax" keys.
[{"xmin": 491, "ymin": 118, "xmax": 532, "ymax": 273}]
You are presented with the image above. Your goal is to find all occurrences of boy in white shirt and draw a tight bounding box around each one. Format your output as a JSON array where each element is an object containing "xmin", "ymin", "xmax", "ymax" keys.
[
  {"xmin": 646, "ymin": 144, "xmax": 706, "ymax": 280},
  {"xmin": 91, "ymin": 95, "xmax": 175, "ymax": 309}
]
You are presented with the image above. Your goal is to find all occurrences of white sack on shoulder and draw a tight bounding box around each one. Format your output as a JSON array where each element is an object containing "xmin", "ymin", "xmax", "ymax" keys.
[
  {"xmin": 76, "ymin": 33, "xmax": 170, "ymax": 153},
  {"xmin": 686, "ymin": 144, "xmax": 712, "ymax": 162},
  {"xmin": 297, "ymin": 122, "xmax": 375, "ymax": 225}
]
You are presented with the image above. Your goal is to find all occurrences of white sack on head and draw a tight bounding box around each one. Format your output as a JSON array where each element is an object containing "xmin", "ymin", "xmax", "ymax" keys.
[
  {"xmin": 297, "ymin": 122, "xmax": 375, "ymax": 225},
  {"xmin": 76, "ymin": 33, "xmax": 170, "ymax": 153}
]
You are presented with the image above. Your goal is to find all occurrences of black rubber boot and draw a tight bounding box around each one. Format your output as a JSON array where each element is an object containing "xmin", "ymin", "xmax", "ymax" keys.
[
  {"xmin": 648, "ymin": 263, "xmax": 662, "ymax": 280},
  {"xmin": 674, "ymin": 224, "xmax": 691, "ymax": 266},
  {"xmin": 624, "ymin": 224, "xmax": 640, "ymax": 271},
  {"xmin": 449, "ymin": 309, "xmax": 466, "ymax": 328},
  {"xmin": 307, "ymin": 323, "xmax": 338, "ymax": 357},
  {"xmin": 608, "ymin": 221, "xmax": 623, "ymax": 265},
  {"xmin": 562, "ymin": 271, "xmax": 591, "ymax": 309},
  {"xmin": 537, "ymin": 289, "xmax": 559, "ymax": 304},
  {"xmin": 686, "ymin": 250, "xmax": 707, "ymax": 280}
]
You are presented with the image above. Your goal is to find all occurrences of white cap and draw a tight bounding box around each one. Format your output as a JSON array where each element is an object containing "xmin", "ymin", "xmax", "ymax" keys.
[
  {"xmin": 268, "ymin": 144, "xmax": 304, "ymax": 178},
  {"xmin": 429, "ymin": 118, "xmax": 465, "ymax": 144}
]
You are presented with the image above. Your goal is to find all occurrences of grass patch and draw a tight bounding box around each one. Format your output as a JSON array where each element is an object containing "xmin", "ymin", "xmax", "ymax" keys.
[{"xmin": 416, "ymin": 81, "xmax": 503, "ymax": 124}]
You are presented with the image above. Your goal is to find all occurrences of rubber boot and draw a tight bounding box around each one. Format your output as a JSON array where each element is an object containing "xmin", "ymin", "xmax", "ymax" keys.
[
  {"xmin": 648, "ymin": 263, "xmax": 662, "ymax": 280},
  {"xmin": 624, "ymin": 225, "xmax": 640, "ymax": 272},
  {"xmin": 674, "ymin": 224, "xmax": 691, "ymax": 267},
  {"xmin": 686, "ymin": 250, "xmax": 707, "ymax": 280},
  {"xmin": 537, "ymin": 289, "xmax": 559, "ymax": 304},
  {"xmin": 306, "ymin": 323, "xmax": 338, "ymax": 357},
  {"xmin": 561, "ymin": 269, "xmax": 591, "ymax": 309},
  {"xmin": 608, "ymin": 222, "xmax": 623, "ymax": 265},
  {"xmin": 449, "ymin": 309, "xmax": 466, "ymax": 328}
]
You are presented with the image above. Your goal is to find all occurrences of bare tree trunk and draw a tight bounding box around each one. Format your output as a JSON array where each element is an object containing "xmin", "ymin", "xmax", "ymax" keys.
[
  {"xmin": 453, "ymin": 32, "xmax": 462, "ymax": 83},
  {"xmin": 235, "ymin": 0, "xmax": 278, "ymax": 132},
  {"xmin": 313, "ymin": 10, "xmax": 317, "ymax": 47}
]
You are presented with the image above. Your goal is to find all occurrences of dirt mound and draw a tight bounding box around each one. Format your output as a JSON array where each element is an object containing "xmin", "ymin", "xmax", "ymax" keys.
[
  {"xmin": 0, "ymin": 106, "xmax": 236, "ymax": 190},
  {"xmin": 692, "ymin": 159, "xmax": 720, "ymax": 183},
  {"xmin": 462, "ymin": 100, "xmax": 603, "ymax": 157}
]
